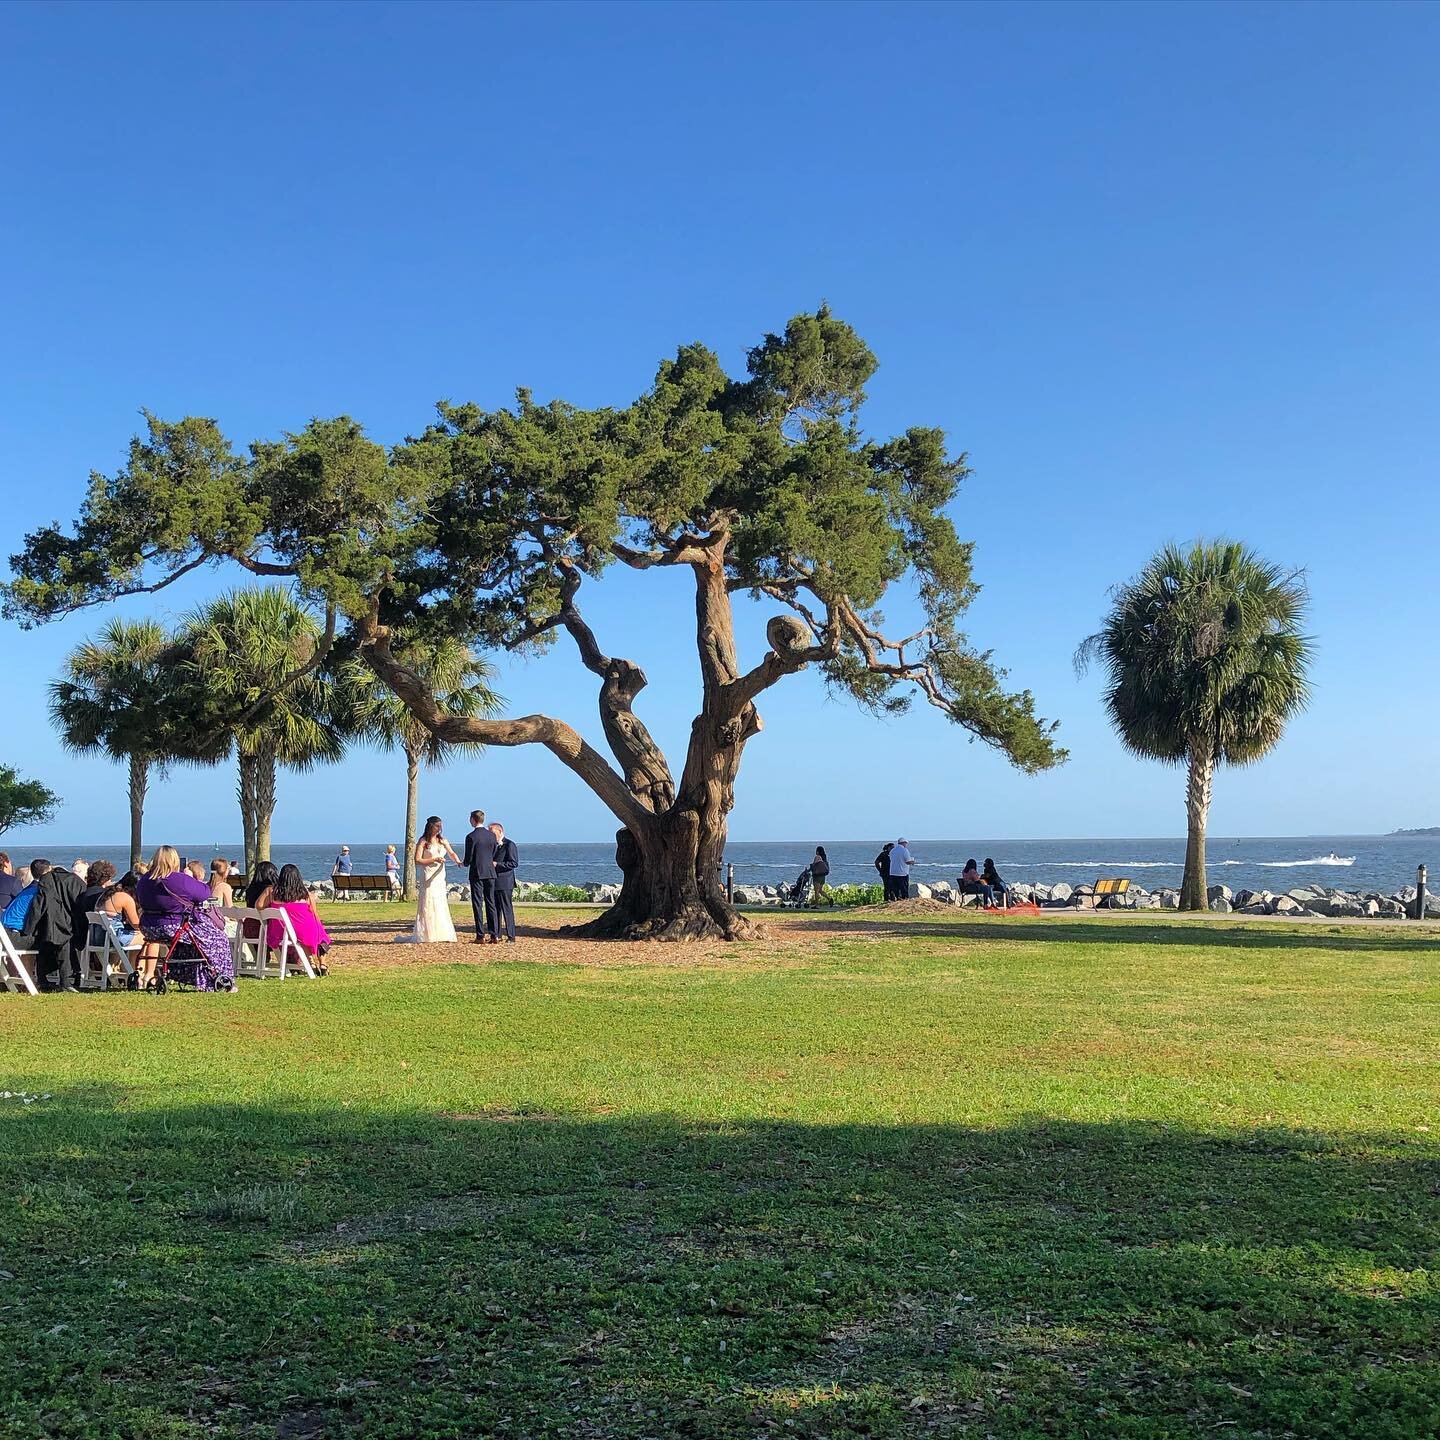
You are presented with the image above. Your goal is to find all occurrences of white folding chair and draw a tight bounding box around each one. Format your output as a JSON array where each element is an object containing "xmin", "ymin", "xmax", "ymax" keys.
[
  {"xmin": 0, "ymin": 928, "xmax": 40, "ymax": 996},
  {"xmin": 257, "ymin": 907, "xmax": 318, "ymax": 979},
  {"xmin": 223, "ymin": 906, "xmax": 268, "ymax": 979},
  {"xmin": 80, "ymin": 911, "xmax": 141, "ymax": 991}
]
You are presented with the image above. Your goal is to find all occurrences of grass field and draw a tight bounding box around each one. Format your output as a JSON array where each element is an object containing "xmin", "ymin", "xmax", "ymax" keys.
[{"xmin": 2, "ymin": 905, "xmax": 1437, "ymax": 1438}]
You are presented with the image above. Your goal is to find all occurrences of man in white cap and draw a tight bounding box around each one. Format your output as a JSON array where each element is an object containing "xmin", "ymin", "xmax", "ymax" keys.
[
  {"xmin": 331, "ymin": 844, "xmax": 353, "ymax": 897},
  {"xmin": 887, "ymin": 837, "xmax": 915, "ymax": 900}
]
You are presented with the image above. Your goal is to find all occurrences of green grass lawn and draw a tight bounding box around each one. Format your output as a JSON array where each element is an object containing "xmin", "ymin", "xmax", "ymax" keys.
[{"xmin": 2, "ymin": 909, "xmax": 1437, "ymax": 1438}]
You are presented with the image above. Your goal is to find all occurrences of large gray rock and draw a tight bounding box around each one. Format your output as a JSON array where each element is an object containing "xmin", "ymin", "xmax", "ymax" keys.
[
  {"xmin": 1159, "ymin": 891, "xmax": 1180, "ymax": 910},
  {"xmin": 1208, "ymin": 884, "xmax": 1233, "ymax": 904},
  {"xmin": 1272, "ymin": 895, "xmax": 1305, "ymax": 916},
  {"xmin": 1049, "ymin": 882, "xmax": 1073, "ymax": 903},
  {"xmin": 1209, "ymin": 896, "xmax": 1232, "ymax": 913},
  {"xmin": 913, "ymin": 883, "xmax": 933, "ymax": 900}
]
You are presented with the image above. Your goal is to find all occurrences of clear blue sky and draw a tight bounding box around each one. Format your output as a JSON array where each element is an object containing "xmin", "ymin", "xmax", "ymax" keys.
[{"xmin": 2, "ymin": 0, "xmax": 1436, "ymax": 847}]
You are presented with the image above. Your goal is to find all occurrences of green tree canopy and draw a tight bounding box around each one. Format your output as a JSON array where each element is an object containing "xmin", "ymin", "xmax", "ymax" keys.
[
  {"xmin": 49, "ymin": 616, "xmax": 189, "ymax": 866},
  {"xmin": 0, "ymin": 766, "xmax": 60, "ymax": 836},
  {"xmin": 1077, "ymin": 539, "xmax": 1312, "ymax": 910},
  {"xmin": 5, "ymin": 309, "xmax": 1064, "ymax": 936}
]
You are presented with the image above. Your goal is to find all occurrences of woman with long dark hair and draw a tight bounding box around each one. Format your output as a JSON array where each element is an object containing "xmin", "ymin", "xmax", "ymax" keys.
[
  {"xmin": 808, "ymin": 845, "xmax": 832, "ymax": 907},
  {"xmin": 412, "ymin": 816, "xmax": 460, "ymax": 943},
  {"xmin": 264, "ymin": 863, "xmax": 332, "ymax": 970}
]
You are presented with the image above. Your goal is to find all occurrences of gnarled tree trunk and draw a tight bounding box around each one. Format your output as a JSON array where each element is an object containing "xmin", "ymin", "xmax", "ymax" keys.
[{"xmin": 1179, "ymin": 745, "xmax": 1214, "ymax": 911}]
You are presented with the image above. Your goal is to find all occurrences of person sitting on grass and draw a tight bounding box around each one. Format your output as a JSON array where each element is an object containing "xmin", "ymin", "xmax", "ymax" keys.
[
  {"xmin": 959, "ymin": 858, "xmax": 995, "ymax": 907},
  {"xmin": 265, "ymin": 863, "xmax": 332, "ymax": 973}
]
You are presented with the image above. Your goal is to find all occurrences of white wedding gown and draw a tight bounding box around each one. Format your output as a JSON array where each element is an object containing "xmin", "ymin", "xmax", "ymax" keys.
[{"xmin": 412, "ymin": 843, "xmax": 457, "ymax": 943}]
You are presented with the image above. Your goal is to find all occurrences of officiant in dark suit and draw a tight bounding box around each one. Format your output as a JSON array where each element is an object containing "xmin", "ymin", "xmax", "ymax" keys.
[
  {"xmin": 489, "ymin": 822, "xmax": 518, "ymax": 943},
  {"xmin": 461, "ymin": 809, "xmax": 499, "ymax": 944}
]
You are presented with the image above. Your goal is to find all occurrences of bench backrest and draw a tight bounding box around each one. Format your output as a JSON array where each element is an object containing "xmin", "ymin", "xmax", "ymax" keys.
[
  {"xmin": 333, "ymin": 873, "xmax": 390, "ymax": 888},
  {"xmin": 1094, "ymin": 877, "xmax": 1131, "ymax": 896}
]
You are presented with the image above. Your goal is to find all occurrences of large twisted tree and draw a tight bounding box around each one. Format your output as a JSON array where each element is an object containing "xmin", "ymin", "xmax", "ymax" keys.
[{"xmin": 4, "ymin": 310, "xmax": 1064, "ymax": 937}]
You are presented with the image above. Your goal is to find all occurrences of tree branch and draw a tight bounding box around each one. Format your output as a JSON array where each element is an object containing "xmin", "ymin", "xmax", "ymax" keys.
[{"xmin": 354, "ymin": 608, "xmax": 651, "ymax": 831}]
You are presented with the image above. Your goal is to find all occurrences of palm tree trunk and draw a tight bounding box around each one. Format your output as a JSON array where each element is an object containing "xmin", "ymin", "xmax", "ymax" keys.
[
  {"xmin": 255, "ymin": 749, "xmax": 277, "ymax": 864},
  {"xmin": 1180, "ymin": 746, "xmax": 1215, "ymax": 911},
  {"xmin": 237, "ymin": 752, "xmax": 259, "ymax": 877},
  {"xmin": 128, "ymin": 752, "xmax": 148, "ymax": 871},
  {"xmin": 403, "ymin": 744, "xmax": 420, "ymax": 901}
]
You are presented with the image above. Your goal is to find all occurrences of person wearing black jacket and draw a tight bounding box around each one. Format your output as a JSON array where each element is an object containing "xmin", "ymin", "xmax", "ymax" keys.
[
  {"xmin": 489, "ymin": 822, "xmax": 519, "ymax": 943},
  {"xmin": 21, "ymin": 860, "xmax": 87, "ymax": 991},
  {"xmin": 462, "ymin": 809, "xmax": 499, "ymax": 944},
  {"xmin": 874, "ymin": 843, "xmax": 895, "ymax": 902}
]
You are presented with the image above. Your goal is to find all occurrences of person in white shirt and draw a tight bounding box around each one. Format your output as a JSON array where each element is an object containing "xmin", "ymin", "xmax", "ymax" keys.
[{"xmin": 888, "ymin": 838, "xmax": 915, "ymax": 900}]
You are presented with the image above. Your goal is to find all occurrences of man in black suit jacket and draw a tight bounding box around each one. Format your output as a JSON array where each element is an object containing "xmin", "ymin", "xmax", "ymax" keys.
[
  {"xmin": 489, "ymin": 822, "xmax": 518, "ymax": 943},
  {"xmin": 461, "ymin": 809, "xmax": 498, "ymax": 944},
  {"xmin": 22, "ymin": 860, "xmax": 87, "ymax": 991}
]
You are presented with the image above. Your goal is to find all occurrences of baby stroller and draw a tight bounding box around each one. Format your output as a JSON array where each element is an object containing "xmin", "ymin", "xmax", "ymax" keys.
[
  {"xmin": 130, "ymin": 901, "xmax": 232, "ymax": 994},
  {"xmin": 780, "ymin": 869, "xmax": 812, "ymax": 907}
]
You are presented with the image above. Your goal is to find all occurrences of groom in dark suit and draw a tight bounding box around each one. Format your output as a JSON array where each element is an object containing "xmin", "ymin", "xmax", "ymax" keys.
[{"xmin": 461, "ymin": 809, "xmax": 499, "ymax": 944}]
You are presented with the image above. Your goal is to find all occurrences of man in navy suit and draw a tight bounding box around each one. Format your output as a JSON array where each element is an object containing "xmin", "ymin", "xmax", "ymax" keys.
[
  {"xmin": 489, "ymin": 822, "xmax": 518, "ymax": 943},
  {"xmin": 461, "ymin": 809, "xmax": 498, "ymax": 944}
]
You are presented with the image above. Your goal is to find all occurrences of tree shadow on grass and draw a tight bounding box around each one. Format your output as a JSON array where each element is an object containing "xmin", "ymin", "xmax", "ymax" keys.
[
  {"xmin": 783, "ymin": 912, "xmax": 1440, "ymax": 955},
  {"xmin": 2, "ymin": 1094, "xmax": 1437, "ymax": 1439}
]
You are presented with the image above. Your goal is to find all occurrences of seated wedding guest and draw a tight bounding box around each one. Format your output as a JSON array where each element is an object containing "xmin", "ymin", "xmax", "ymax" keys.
[
  {"xmin": 186, "ymin": 859, "xmax": 208, "ymax": 883},
  {"xmin": 72, "ymin": 859, "xmax": 90, "ymax": 883},
  {"xmin": 21, "ymin": 859, "xmax": 87, "ymax": 991},
  {"xmin": 73, "ymin": 859, "xmax": 115, "ymax": 944},
  {"xmin": 265, "ymin": 863, "xmax": 332, "ymax": 971},
  {"xmin": 244, "ymin": 860, "xmax": 278, "ymax": 912},
  {"xmin": 3, "ymin": 859, "xmax": 45, "ymax": 934},
  {"xmin": 135, "ymin": 845, "xmax": 234, "ymax": 992},
  {"xmin": 0, "ymin": 853, "xmax": 24, "ymax": 911},
  {"xmin": 209, "ymin": 858, "xmax": 234, "ymax": 907},
  {"xmin": 98, "ymin": 868, "xmax": 142, "ymax": 948}
]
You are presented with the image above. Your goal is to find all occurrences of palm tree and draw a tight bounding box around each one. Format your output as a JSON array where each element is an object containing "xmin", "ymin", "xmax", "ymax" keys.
[
  {"xmin": 50, "ymin": 618, "xmax": 182, "ymax": 869},
  {"xmin": 1077, "ymin": 541, "xmax": 1312, "ymax": 911},
  {"xmin": 344, "ymin": 639, "xmax": 501, "ymax": 899},
  {"xmin": 182, "ymin": 588, "xmax": 347, "ymax": 874}
]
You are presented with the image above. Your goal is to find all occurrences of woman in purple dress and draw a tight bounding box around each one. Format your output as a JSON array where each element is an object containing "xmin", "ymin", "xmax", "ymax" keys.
[{"xmin": 135, "ymin": 845, "xmax": 234, "ymax": 991}]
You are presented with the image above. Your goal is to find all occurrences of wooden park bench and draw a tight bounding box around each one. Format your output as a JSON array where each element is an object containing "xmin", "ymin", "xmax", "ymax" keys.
[
  {"xmin": 331, "ymin": 873, "xmax": 394, "ymax": 900},
  {"xmin": 1094, "ymin": 877, "xmax": 1131, "ymax": 909}
]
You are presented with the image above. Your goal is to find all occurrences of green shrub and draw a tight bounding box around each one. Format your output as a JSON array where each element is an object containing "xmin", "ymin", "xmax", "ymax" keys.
[
  {"xmin": 530, "ymin": 884, "xmax": 591, "ymax": 903},
  {"xmin": 826, "ymin": 883, "xmax": 885, "ymax": 908}
]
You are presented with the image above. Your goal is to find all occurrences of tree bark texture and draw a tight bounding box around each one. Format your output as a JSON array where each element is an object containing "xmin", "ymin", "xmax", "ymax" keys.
[
  {"xmin": 403, "ymin": 745, "xmax": 420, "ymax": 901},
  {"xmin": 128, "ymin": 752, "xmax": 148, "ymax": 872},
  {"xmin": 1180, "ymin": 745, "xmax": 1214, "ymax": 912},
  {"xmin": 354, "ymin": 531, "xmax": 827, "ymax": 941},
  {"xmin": 237, "ymin": 752, "xmax": 259, "ymax": 878}
]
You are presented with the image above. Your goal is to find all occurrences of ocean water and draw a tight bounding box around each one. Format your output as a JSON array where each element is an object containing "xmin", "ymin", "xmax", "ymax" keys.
[{"xmin": 26, "ymin": 834, "xmax": 1435, "ymax": 895}]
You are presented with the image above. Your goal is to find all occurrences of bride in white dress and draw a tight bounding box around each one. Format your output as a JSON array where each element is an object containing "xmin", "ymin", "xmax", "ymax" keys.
[{"xmin": 412, "ymin": 815, "xmax": 460, "ymax": 943}]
